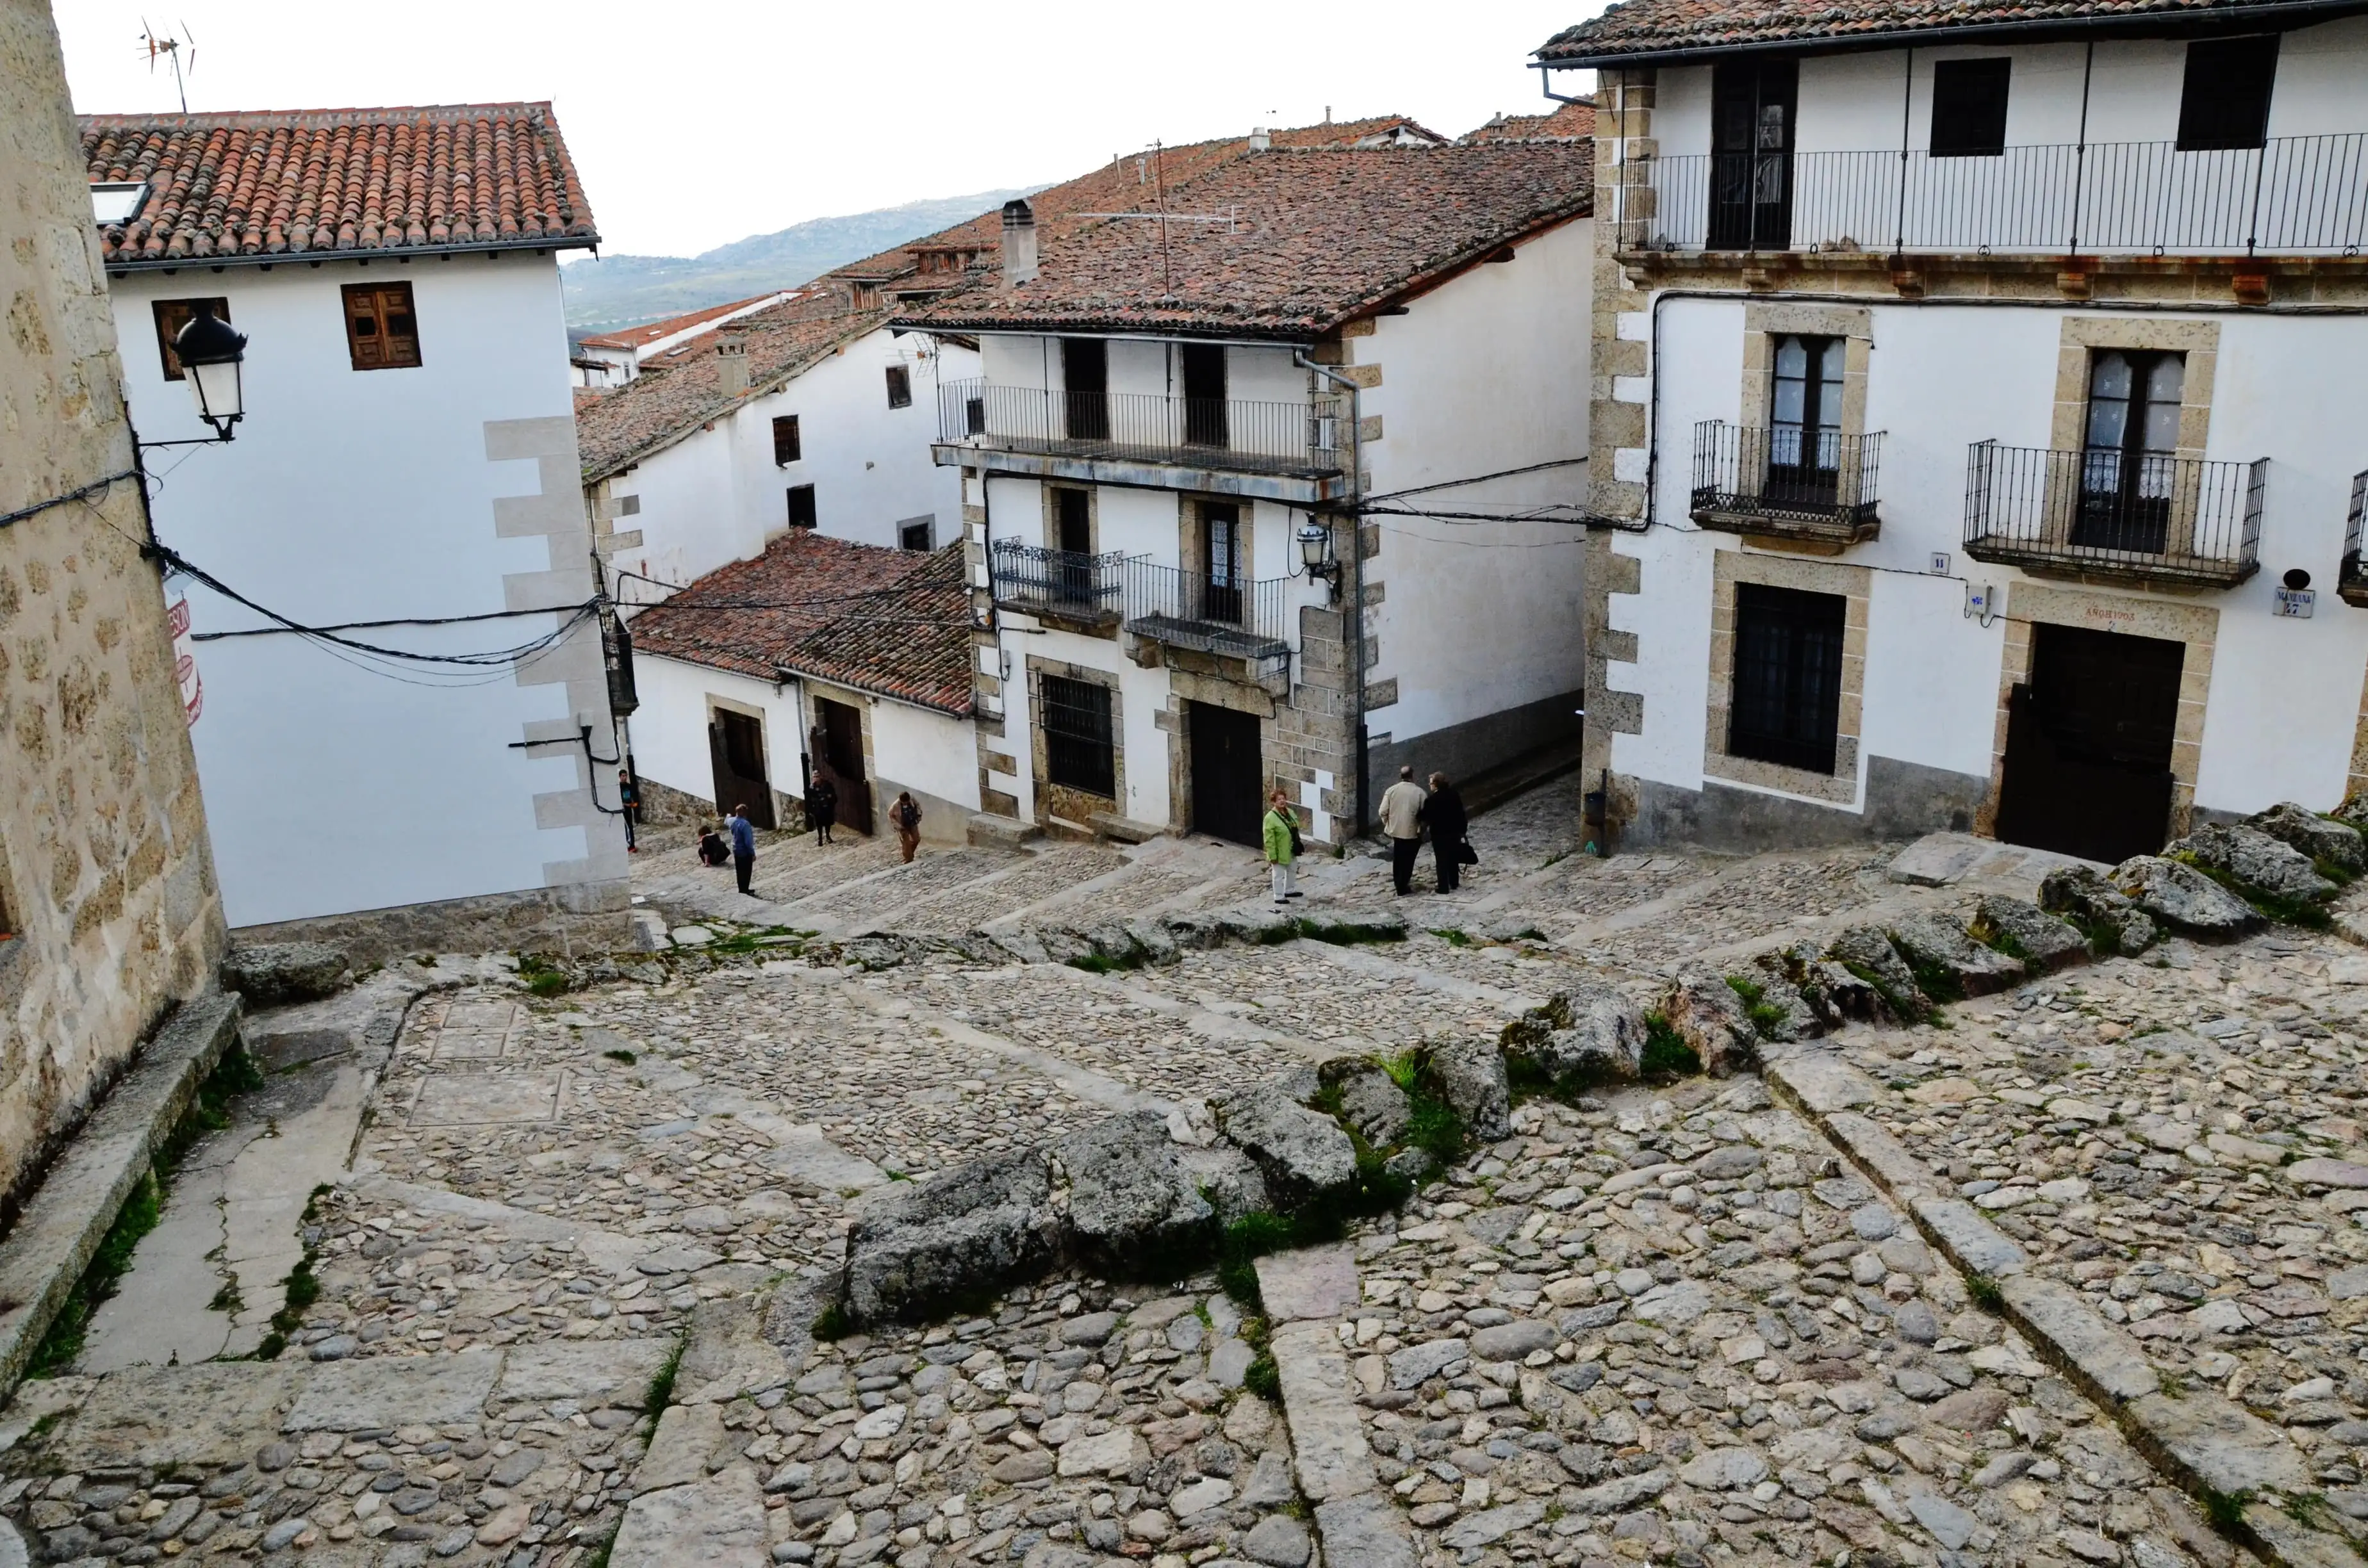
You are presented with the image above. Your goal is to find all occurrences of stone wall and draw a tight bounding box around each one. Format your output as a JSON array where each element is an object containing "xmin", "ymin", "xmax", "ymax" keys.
[
  {"xmin": 0, "ymin": 0, "xmax": 228, "ymax": 1208},
  {"xmin": 229, "ymin": 881, "xmax": 629, "ymax": 970}
]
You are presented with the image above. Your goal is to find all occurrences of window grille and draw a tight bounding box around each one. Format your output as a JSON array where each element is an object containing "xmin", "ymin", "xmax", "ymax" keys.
[
  {"xmin": 1729, "ymin": 583, "xmax": 1845, "ymax": 774},
  {"xmin": 1040, "ymin": 675, "xmax": 1115, "ymax": 798}
]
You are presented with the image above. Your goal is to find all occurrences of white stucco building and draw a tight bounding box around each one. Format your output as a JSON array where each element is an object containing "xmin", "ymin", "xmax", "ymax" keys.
[
  {"xmin": 900, "ymin": 129, "xmax": 1596, "ymax": 848},
  {"xmin": 1545, "ymin": 1, "xmax": 2368, "ymax": 860},
  {"xmin": 87, "ymin": 104, "xmax": 627, "ymax": 953}
]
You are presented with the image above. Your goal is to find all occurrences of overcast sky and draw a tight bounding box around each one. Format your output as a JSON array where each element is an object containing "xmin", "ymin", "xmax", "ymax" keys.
[{"xmin": 53, "ymin": 1, "xmax": 1604, "ymax": 259}]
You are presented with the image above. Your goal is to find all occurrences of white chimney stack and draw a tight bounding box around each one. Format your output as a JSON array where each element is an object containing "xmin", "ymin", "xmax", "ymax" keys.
[
  {"xmin": 716, "ymin": 334, "xmax": 748, "ymax": 398},
  {"xmin": 1001, "ymin": 199, "xmax": 1038, "ymax": 288},
  {"xmin": 1249, "ymin": 126, "xmax": 1271, "ymax": 152}
]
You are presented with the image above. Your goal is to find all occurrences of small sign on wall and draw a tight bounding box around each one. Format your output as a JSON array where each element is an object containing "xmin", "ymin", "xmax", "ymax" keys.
[
  {"xmin": 167, "ymin": 596, "xmax": 202, "ymax": 724},
  {"xmin": 2274, "ymin": 587, "xmax": 2316, "ymax": 619}
]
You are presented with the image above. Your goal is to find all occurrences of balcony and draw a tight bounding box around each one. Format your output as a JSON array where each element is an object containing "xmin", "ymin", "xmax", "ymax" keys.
[
  {"xmin": 935, "ymin": 379, "xmax": 1350, "ymax": 504},
  {"xmin": 1121, "ymin": 559, "xmax": 1291, "ymax": 673},
  {"xmin": 1962, "ymin": 441, "xmax": 2264, "ymax": 589},
  {"xmin": 1613, "ymin": 133, "xmax": 2368, "ymax": 258},
  {"xmin": 990, "ymin": 541, "xmax": 1128, "ymax": 630},
  {"xmin": 2342, "ymin": 470, "xmax": 2368, "ymax": 607},
  {"xmin": 1691, "ymin": 421, "xmax": 1883, "ymax": 546}
]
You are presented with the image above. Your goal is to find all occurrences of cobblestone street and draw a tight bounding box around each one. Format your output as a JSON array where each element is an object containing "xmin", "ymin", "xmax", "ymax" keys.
[{"xmin": 4, "ymin": 778, "xmax": 2367, "ymax": 1568}]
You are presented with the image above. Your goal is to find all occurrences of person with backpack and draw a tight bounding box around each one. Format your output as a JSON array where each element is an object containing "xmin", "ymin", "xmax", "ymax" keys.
[
  {"xmin": 1263, "ymin": 788, "xmax": 1304, "ymax": 905},
  {"xmin": 890, "ymin": 790, "xmax": 924, "ymax": 863}
]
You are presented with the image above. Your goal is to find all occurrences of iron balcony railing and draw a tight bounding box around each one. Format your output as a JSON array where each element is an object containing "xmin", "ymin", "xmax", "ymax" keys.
[
  {"xmin": 1615, "ymin": 133, "xmax": 2368, "ymax": 257},
  {"xmin": 1121, "ymin": 559, "xmax": 1291, "ymax": 664},
  {"xmin": 1691, "ymin": 421, "xmax": 1884, "ymax": 541},
  {"xmin": 1962, "ymin": 441, "xmax": 2264, "ymax": 587},
  {"xmin": 938, "ymin": 378, "xmax": 1346, "ymax": 477},
  {"xmin": 989, "ymin": 540, "xmax": 1130, "ymax": 623},
  {"xmin": 2341, "ymin": 470, "xmax": 2368, "ymax": 606}
]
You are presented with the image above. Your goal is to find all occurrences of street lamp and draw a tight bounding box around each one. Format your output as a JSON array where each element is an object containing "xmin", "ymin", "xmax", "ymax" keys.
[
  {"xmin": 1297, "ymin": 519, "xmax": 1339, "ymax": 594},
  {"xmin": 173, "ymin": 304, "xmax": 247, "ymax": 441}
]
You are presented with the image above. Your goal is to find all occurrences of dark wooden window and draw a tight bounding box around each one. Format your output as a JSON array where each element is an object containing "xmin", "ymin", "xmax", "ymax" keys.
[
  {"xmin": 899, "ymin": 518, "xmax": 933, "ymax": 551},
  {"xmin": 885, "ymin": 365, "xmax": 912, "ymax": 409},
  {"xmin": 1062, "ymin": 338, "xmax": 1109, "ymax": 441},
  {"xmin": 152, "ymin": 297, "xmax": 229, "ymax": 380},
  {"xmin": 773, "ymin": 415, "xmax": 802, "ymax": 465},
  {"xmin": 1181, "ymin": 343, "xmax": 1228, "ymax": 447},
  {"xmin": 2178, "ymin": 35, "xmax": 2279, "ymax": 151},
  {"xmin": 2076, "ymin": 349, "xmax": 2185, "ymax": 552},
  {"xmin": 1729, "ymin": 583, "xmax": 1846, "ymax": 774},
  {"xmin": 1041, "ymin": 675, "xmax": 1116, "ymax": 798},
  {"xmin": 785, "ymin": 484, "xmax": 818, "ymax": 528},
  {"xmin": 1200, "ymin": 502, "xmax": 1243, "ymax": 625},
  {"xmin": 340, "ymin": 281, "xmax": 421, "ymax": 370},
  {"xmin": 1053, "ymin": 488, "xmax": 1091, "ymax": 555},
  {"xmin": 1930, "ymin": 58, "xmax": 2012, "ymax": 157}
]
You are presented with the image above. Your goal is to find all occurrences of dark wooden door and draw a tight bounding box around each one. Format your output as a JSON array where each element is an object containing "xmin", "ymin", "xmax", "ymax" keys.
[
  {"xmin": 815, "ymin": 698, "xmax": 873, "ymax": 835},
  {"xmin": 1188, "ymin": 702, "xmax": 1263, "ymax": 848},
  {"xmin": 707, "ymin": 710, "xmax": 775, "ymax": 829},
  {"xmin": 1710, "ymin": 59, "xmax": 1797, "ymax": 250},
  {"xmin": 1181, "ymin": 343, "xmax": 1228, "ymax": 448},
  {"xmin": 1995, "ymin": 623, "xmax": 2183, "ymax": 865}
]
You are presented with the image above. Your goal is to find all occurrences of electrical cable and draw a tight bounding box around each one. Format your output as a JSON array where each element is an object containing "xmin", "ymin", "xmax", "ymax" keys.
[
  {"xmin": 190, "ymin": 602, "xmax": 600, "ymax": 642},
  {"xmin": 1360, "ymin": 457, "xmax": 1589, "ymax": 505},
  {"xmin": 0, "ymin": 470, "xmax": 138, "ymax": 533}
]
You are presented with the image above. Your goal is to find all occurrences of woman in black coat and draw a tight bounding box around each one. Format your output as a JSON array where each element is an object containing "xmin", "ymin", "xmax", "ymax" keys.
[
  {"xmin": 1422, "ymin": 772, "xmax": 1469, "ymax": 894},
  {"xmin": 806, "ymin": 775, "xmax": 839, "ymax": 845}
]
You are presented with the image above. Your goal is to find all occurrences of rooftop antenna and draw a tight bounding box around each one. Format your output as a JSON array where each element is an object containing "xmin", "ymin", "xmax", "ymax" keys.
[
  {"xmin": 139, "ymin": 19, "xmax": 196, "ymax": 113},
  {"xmin": 1149, "ymin": 140, "xmax": 1172, "ymax": 295}
]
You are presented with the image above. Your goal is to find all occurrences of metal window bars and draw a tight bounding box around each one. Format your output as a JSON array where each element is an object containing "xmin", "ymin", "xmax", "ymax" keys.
[
  {"xmin": 1120, "ymin": 559, "xmax": 1291, "ymax": 667},
  {"xmin": 2342, "ymin": 469, "xmax": 2368, "ymax": 606},
  {"xmin": 1619, "ymin": 133, "xmax": 2368, "ymax": 257},
  {"xmin": 1691, "ymin": 421, "xmax": 1884, "ymax": 542},
  {"xmin": 1962, "ymin": 441, "xmax": 2265, "ymax": 587},
  {"xmin": 1038, "ymin": 674, "xmax": 1116, "ymax": 799},
  {"xmin": 939, "ymin": 379, "xmax": 1345, "ymax": 476},
  {"xmin": 989, "ymin": 540, "xmax": 1130, "ymax": 623}
]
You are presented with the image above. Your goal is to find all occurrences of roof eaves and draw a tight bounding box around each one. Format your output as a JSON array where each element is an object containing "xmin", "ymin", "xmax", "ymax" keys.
[
  {"xmin": 641, "ymin": 644, "xmax": 973, "ymax": 719},
  {"xmin": 102, "ymin": 234, "xmax": 598, "ymax": 275}
]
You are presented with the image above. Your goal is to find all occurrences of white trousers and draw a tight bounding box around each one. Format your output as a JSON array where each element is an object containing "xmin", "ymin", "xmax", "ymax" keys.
[{"xmin": 1270, "ymin": 860, "xmax": 1296, "ymax": 901}]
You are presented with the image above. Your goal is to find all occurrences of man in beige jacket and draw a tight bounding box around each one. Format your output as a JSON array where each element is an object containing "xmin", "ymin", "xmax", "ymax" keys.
[{"xmin": 1379, "ymin": 765, "xmax": 1427, "ymax": 896}]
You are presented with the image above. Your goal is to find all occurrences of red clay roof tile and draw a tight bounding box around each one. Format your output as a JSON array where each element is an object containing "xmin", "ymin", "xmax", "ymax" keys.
[{"xmin": 1537, "ymin": 0, "xmax": 2314, "ymax": 65}]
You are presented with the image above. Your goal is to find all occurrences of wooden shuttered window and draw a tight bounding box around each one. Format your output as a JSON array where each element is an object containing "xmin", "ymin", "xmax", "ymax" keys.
[
  {"xmin": 152, "ymin": 298, "xmax": 230, "ymax": 381},
  {"xmin": 773, "ymin": 415, "xmax": 801, "ymax": 465},
  {"xmin": 341, "ymin": 282, "xmax": 422, "ymax": 370}
]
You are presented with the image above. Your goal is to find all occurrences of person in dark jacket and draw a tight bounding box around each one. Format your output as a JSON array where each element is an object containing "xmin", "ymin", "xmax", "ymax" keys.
[
  {"xmin": 1422, "ymin": 772, "xmax": 1469, "ymax": 894},
  {"xmin": 697, "ymin": 825, "xmax": 730, "ymax": 867},
  {"xmin": 889, "ymin": 790, "xmax": 924, "ymax": 863},
  {"xmin": 806, "ymin": 774, "xmax": 839, "ymax": 845},
  {"xmin": 727, "ymin": 805, "xmax": 758, "ymax": 895}
]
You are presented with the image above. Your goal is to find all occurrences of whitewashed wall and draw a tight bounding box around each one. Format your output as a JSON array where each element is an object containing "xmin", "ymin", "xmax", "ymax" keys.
[
  {"xmin": 1616, "ymin": 293, "xmax": 2368, "ymax": 819},
  {"xmin": 110, "ymin": 254, "xmax": 609, "ymax": 928}
]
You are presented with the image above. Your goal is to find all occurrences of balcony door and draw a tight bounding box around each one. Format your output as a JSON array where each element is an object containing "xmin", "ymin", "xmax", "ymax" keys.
[
  {"xmin": 1053, "ymin": 487, "xmax": 1094, "ymax": 609},
  {"xmin": 1768, "ymin": 334, "xmax": 1843, "ymax": 511},
  {"xmin": 1181, "ymin": 343, "xmax": 1228, "ymax": 448},
  {"xmin": 1201, "ymin": 502, "xmax": 1244, "ymax": 625},
  {"xmin": 1711, "ymin": 60, "xmax": 1796, "ymax": 250},
  {"xmin": 1062, "ymin": 338, "xmax": 1109, "ymax": 442},
  {"xmin": 2076, "ymin": 350, "xmax": 2184, "ymax": 553}
]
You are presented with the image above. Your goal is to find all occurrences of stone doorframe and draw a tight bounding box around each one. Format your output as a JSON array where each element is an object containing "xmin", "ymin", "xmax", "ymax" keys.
[
  {"xmin": 1704, "ymin": 547, "xmax": 1870, "ymax": 806},
  {"xmin": 1158, "ymin": 663, "xmax": 1280, "ymax": 838},
  {"xmin": 1975, "ymin": 581, "xmax": 2218, "ymax": 841},
  {"xmin": 1026, "ymin": 655, "xmax": 1124, "ymax": 835}
]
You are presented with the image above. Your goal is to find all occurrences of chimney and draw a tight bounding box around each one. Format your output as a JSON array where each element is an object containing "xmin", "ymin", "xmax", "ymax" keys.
[
  {"xmin": 1001, "ymin": 199, "xmax": 1038, "ymax": 288},
  {"xmin": 716, "ymin": 334, "xmax": 748, "ymax": 398},
  {"xmin": 1249, "ymin": 126, "xmax": 1270, "ymax": 152}
]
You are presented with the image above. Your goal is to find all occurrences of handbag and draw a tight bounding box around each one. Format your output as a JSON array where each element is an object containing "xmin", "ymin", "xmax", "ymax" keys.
[
  {"xmin": 1458, "ymin": 837, "xmax": 1479, "ymax": 866},
  {"xmin": 1288, "ymin": 822, "xmax": 1304, "ymax": 856}
]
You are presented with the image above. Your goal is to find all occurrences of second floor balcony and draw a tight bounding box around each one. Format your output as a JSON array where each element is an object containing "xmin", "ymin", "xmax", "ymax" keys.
[
  {"xmin": 1614, "ymin": 133, "xmax": 2368, "ymax": 259},
  {"xmin": 1120, "ymin": 559, "xmax": 1292, "ymax": 674},
  {"xmin": 2341, "ymin": 470, "xmax": 2368, "ymax": 607},
  {"xmin": 1691, "ymin": 421, "xmax": 1884, "ymax": 546},
  {"xmin": 1962, "ymin": 440, "xmax": 2264, "ymax": 589},
  {"xmin": 937, "ymin": 379, "xmax": 1350, "ymax": 504},
  {"xmin": 990, "ymin": 541, "xmax": 1128, "ymax": 629}
]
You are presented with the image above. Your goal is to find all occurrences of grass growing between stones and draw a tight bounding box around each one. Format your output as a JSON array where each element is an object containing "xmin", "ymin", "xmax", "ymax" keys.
[
  {"xmin": 2200, "ymin": 1487, "xmax": 2253, "ymax": 1538},
  {"xmin": 811, "ymin": 1301, "xmax": 854, "ymax": 1342},
  {"xmin": 2186, "ymin": 861, "xmax": 2334, "ymax": 929},
  {"xmin": 1429, "ymin": 927, "xmax": 1475, "ymax": 947},
  {"xmin": 645, "ymin": 1334, "xmax": 686, "ymax": 1413},
  {"xmin": 1839, "ymin": 960, "xmax": 1934, "ymax": 1026},
  {"xmin": 1640, "ymin": 1013, "xmax": 1702, "ymax": 1077},
  {"xmin": 516, "ymin": 952, "xmax": 571, "ymax": 997},
  {"xmin": 1722, "ymin": 976, "xmax": 1790, "ymax": 1040},
  {"xmin": 1966, "ymin": 1273, "xmax": 2005, "ymax": 1313},
  {"xmin": 252, "ymin": 1184, "xmax": 333, "ymax": 1361}
]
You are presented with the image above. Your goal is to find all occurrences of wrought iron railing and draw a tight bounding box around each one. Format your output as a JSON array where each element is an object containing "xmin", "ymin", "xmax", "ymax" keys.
[
  {"xmin": 1691, "ymin": 421, "xmax": 1884, "ymax": 539},
  {"xmin": 1615, "ymin": 133, "xmax": 2368, "ymax": 256},
  {"xmin": 937, "ymin": 379, "xmax": 1345, "ymax": 475},
  {"xmin": 1121, "ymin": 559, "xmax": 1291, "ymax": 661},
  {"xmin": 989, "ymin": 540, "xmax": 1130, "ymax": 623},
  {"xmin": 2342, "ymin": 470, "xmax": 2368, "ymax": 605},
  {"xmin": 1962, "ymin": 441, "xmax": 2264, "ymax": 586}
]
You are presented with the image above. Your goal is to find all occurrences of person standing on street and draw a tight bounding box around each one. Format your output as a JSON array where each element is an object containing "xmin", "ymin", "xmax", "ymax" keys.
[
  {"xmin": 807, "ymin": 774, "xmax": 839, "ymax": 846},
  {"xmin": 1379, "ymin": 765, "xmax": 1427, "ymax": 896},
  {"xmin": 1423, "ymin": 772, "xmax": 1469, "ymax": 895},
  {"xmin": 727, "ymin": 804, "xmax": 757, "ymax": 895},
  {"xmin": 1263, "ymin": 789, "xmax": 1303, "ymax": 905},
  {"xmin": 617, "ymin": 769, "xmax": 641, "ymax": 853},
  {"xmin": 890, "ymin": 790, "xmax": 924, "ymax": 863}
]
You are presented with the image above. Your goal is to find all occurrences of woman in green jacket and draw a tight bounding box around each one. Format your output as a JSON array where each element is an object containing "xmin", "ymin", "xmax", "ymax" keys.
[{"xmin": 1263, "ymin": 789, "xmax": 1303, "ymax": 905}]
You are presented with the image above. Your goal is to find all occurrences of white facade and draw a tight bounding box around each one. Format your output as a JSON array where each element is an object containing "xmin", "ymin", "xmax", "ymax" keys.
[
  {"xmin": 605, "ymin": 326, "xmax": 978, "ymax": 595},
  {"xmin": 110, "ymin": 252, "xmax": 622, "ymax": 928}
]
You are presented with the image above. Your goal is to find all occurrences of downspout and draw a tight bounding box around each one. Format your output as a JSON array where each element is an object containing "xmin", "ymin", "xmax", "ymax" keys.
[{"xmin": 1295, "ymin": 350, "xmax": 1368, "ymax": 837}]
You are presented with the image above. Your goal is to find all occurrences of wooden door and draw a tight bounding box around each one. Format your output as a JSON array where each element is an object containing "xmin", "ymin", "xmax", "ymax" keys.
[
  {"xmin": 1188, "ymin": 702, "xmax": 1263, "ymax": 848},
  {"xmin": 1995, "ymin": 624, "xmax": 2182, "ymax": 865},
  {"xmin": 1710, "ymin": 59, "xmax": 1797, "ymax": 250},
  {"xmin": 816, "ymin": 698, "xmax": 873, "ymax": 835},
  {"xmin": 707, "ymin": 710, "xmax": 775, "ymax": 829}
]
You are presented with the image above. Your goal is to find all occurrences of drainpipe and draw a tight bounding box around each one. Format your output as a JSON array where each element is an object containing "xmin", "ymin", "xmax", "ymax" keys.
[{"xmin": 1294, "ymin": 350, "xmax": 1367, "ymax": 838}]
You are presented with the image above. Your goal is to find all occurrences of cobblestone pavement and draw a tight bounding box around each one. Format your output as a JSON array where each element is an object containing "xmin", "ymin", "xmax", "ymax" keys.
[{"xmin": 9, "ymin": 776, "xmax": 2368, "ymax": 1567}]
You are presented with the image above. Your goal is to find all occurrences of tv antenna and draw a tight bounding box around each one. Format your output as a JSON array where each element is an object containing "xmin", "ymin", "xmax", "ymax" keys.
[{"xmin": 139, "ymin": 20, "xmax": 196, "ymax": 113}]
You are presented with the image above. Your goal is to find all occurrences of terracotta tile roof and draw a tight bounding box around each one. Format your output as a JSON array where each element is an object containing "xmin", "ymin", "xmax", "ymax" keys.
[
  {"xmin": 81, "ymin": 102, "xmax": 596, "ymax": 269},
  {"xmin": 575, "ymin": 283, "xmax": 887, "ymax": 481},
  {"xmin": 1461, "ymin": 100, "xmax": 1597, "ymax": 143},
  {"xmin": 577, "ymin": 292, "xmax": 801, "ymax": 352},
  {"xmin": 892, "ymin": 142, "xmax": 1594, "ymax": 340},
  {"xmin": 1536, "ymin": 0, "xmax": 2315, "ymax": 65},
  {"xmin": 628, "ymin": 532, "xmax": 973, "ymax": 715}
]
